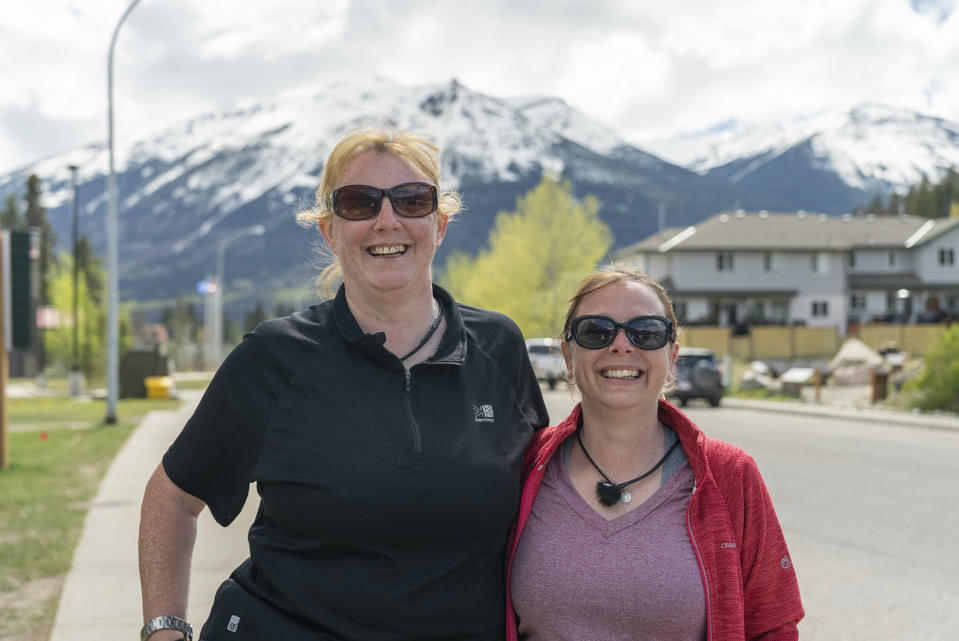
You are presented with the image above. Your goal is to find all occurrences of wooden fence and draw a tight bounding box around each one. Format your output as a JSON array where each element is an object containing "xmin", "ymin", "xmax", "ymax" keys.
[{"xmin": 680, "ymin": 323, "xmax": 950, "ymax": 359}]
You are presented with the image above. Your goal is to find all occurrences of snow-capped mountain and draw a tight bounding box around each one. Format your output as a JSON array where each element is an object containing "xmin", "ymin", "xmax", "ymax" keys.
[
  {"xmin": 650, "ymin": 104, "xmax": 959, "ymax": 213},
  {"xmin": 0, "ymin": 78, "xmax": 727, "ymax": 305}
]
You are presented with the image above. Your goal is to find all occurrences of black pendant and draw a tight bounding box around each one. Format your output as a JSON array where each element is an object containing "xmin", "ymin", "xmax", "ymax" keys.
[{"xmin": 596, "ymin": 481, "xmax": 622, "ymax": 507}]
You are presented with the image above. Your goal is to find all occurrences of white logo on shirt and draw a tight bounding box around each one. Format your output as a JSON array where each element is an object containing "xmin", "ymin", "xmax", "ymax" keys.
[
  {"xmin": 227, "ymin": 615, "xmax": 240, "ymax": 632},
  {"xmin": 473, "ymin": 404, "xmax": 495, "ymax": 422}
]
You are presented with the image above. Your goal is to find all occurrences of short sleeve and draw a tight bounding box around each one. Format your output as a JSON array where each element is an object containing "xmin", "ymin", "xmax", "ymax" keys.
[{"xmin": 163, "ymin": 331, "xmax": 290, "ymax": 525}]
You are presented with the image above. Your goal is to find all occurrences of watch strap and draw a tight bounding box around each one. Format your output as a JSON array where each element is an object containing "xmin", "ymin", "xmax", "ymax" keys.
[{"xmin": 140, "ymin": 615, "xmax": 193, "ymax": 641}]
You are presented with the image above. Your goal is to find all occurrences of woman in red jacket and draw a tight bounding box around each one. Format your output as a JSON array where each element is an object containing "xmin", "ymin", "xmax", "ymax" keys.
[{"xmin": 507, "ymin": 268, "xmax": 803, "ymax": 640}]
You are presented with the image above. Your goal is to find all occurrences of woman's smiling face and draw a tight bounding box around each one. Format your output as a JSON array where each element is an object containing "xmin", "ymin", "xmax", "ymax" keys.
[
  {"xmin": 562, "ymin": 281, "xmax": 679, "ymax": 415},
  {"xmin": 318, "ymin": 151, "xmax": 448, "ymax": 297}
]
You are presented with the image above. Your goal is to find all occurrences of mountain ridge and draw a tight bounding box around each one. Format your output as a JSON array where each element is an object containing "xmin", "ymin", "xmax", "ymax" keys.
[{"xmin": 1, "ymin": 81, "xmax": 957, "ymax": 310}]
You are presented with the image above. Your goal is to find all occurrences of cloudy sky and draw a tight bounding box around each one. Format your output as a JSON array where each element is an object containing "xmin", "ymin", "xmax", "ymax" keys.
[{"xmin": 1, "ymin": 0, "xmax": 957, "ymax": 174}]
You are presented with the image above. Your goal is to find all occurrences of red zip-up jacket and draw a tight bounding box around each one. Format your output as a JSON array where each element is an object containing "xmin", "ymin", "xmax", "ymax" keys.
[{"xmin": 506, "ymin": 400, "xmax": 804, "ymax": 641}]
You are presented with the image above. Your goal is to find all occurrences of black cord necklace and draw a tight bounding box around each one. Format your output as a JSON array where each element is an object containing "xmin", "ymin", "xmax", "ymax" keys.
[
  {"xmin": 576, "ymin": 425, "xmax": 681, "ymax": 507},
  {"xmin": 399, "ymin": 298, "xmax": 442, "ymax": 362}
]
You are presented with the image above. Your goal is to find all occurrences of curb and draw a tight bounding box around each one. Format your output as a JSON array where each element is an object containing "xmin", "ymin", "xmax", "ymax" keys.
[{"xmin": 721, "ymin": 397, "xmax": 959, "ymax": 433}]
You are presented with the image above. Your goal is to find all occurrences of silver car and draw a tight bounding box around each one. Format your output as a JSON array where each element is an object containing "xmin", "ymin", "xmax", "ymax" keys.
[{"xmin": 525, "ymin": 338, "xmax": 566, "ymax": 390}]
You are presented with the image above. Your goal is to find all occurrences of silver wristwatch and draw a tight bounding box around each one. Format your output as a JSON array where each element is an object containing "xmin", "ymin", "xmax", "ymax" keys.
[{"xmin": 140, "ymin": 615, "xmax": 193, "ymax": 641}]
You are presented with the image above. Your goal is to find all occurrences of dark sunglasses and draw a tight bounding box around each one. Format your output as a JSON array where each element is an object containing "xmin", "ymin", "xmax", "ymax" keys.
[
  {"xmin": 567, "ymin": 315, "xmax": 673, "ymax": 350},
  {"xmin": 330, "ymin": 182, "xmax": 438, "ymax": 221}
]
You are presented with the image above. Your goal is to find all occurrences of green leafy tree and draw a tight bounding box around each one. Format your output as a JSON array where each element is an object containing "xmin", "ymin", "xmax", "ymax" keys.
[
  {"xmin": 906, "ymin": 325, "xmax": 959, "ymax": 413},
  {"xmin": 44, "ymin": 252, "xmax": 107, "ymax": 377},
  {"xmin": 441, "ymin": 174, "xmax": 612, "ymax": 338}
]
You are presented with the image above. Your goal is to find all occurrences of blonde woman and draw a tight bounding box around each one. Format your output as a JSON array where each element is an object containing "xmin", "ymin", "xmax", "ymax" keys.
[{"xmin": 139, "ymin": 128, "xmax": 548, "ymax": 641}]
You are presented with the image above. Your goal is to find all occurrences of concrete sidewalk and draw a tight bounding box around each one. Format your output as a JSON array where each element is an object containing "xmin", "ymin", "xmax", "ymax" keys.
[{"xmin": 48, "ymin": 391, "xmax": 258, "ymax": 641}]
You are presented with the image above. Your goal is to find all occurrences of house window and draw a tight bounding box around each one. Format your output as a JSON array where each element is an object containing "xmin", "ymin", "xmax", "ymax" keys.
[
  {"xmin": 847, "ymin": 251, "xmax": 856, "ymax": 268},
  {"xmin": 770, "ymin": 301, "xmax": 788, "ymax": 323},
  {"xmin": 746, "ymin": 302, "xmax": 765, "ymax": 321},
  {"xmin": 850, "ymin": 294, "xmax": 866, "ymax": 310},
  {"xmin": 811, "ymin": 301, "xmax": 829, "ymax": 317},
  {"xmin": 811, "ymin": 252, "xmax": 829, "ymax": 274},
  {"xmin": 717, "ymin": 252, "xmax": 734, "ymax": 272},
  {"xmin": 946, "ymin": 295, "xmax": 958, "ymax": 312},
  {"xmin": 886, "ymin": 291, "xmax": 897, "ymax": 313},
  {"xmin": 940, "ymin": 247, "xmax": 955, "ymax": 266},
  {"xmin": 763, "ymin": 251, "xmax": 783, "ymax": 273},
  {"xmin": 672, "ymin": 301, "xmax": 687, "ymax": 322}
]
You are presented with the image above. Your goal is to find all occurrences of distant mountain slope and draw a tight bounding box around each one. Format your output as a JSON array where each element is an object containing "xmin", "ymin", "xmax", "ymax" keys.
[
  {"xmin": 664, "ymin": 104, "xmax": 959, "ymax": 213},
  {"xmin": 0, "ymin": 78, "xmax": 730, "ymax": 304}
]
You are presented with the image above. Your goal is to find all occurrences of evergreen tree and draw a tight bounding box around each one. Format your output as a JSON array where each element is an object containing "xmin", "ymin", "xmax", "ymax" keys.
[
  {"xmin": 885, "ymin": 192, "xmax": 903, "ymax": 217},
  {"xmin": 882, "ymin": 168, "xmax": 959, "ymax": 219},
  {"xmin": 24, "ymin": 174, "xmax": 57, "ymax": 306},
  {"xmin": 75, "ymin": 236, "xmax": 103, "ymax": 301},
  {"xmin": 161, "ymin": 295, "xmax": 201, "ymax": 370},
  {"xmin": 244, "ymin": 300, "xmax": 269, "ymax": 332},
  {"xmin": 442, "ymin": 174, "xmax": 612, "ymax": 338},
  {"xmin": 273, "ymin": 302, "xmax": 295, "ymax": 318},
  {"xmin": 1, "ymin": 194, "xmax": 25, "ymax": 230},
  {"xmin": 864, "ymin": 195, "xmax": 884, "ymax": 215}
]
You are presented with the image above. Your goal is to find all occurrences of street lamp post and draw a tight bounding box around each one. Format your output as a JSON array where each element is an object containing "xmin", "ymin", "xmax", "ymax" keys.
[
  {"xmin": 212, "ymin": 224, "xmax": 265, "ymax": 366},
  {"xmin": 105, "ymin": 0, "xmax": 143, "ymax": 423},
  {"xmin": 67, "ymin": 165, "xmax": 84, "ymax": 397}
]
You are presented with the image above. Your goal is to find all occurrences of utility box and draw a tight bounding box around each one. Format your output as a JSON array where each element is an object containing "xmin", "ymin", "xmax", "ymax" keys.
[{"xmin": 120, "ymin": 349, "xmax": 171, "ymax": 398}]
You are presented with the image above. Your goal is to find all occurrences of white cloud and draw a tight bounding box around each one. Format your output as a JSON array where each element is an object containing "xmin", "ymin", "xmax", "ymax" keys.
[{"xmin": 1, "ymin": 0, "xmax": 958, "ymax": 174}]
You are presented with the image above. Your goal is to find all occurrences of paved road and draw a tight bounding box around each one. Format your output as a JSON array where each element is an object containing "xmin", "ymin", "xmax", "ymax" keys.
[
  {"xmin": 687, "ymin": 404, "xmax": 959, "ymax": 641},
  {"xmin": 542, "ymin": 389, "xmax": 959, "ymax": 640}
]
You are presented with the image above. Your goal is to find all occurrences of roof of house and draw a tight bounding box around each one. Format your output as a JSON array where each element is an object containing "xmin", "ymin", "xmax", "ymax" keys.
[
  {"xmin": 660, "ymin": 277, "xmax": 797, "ymax": 298},
  {"xmin": 613, "ymin": 212, "xmax": 959, "ymax": 256},
  {"xmin": 847, "ymin": 273, "xmax": 959, "ymax": 291}
]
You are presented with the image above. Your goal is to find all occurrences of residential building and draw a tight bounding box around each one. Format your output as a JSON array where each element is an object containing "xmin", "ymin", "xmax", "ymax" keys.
[{"xmin": 612, "ymin": 211, "xmax": 959, "ymax": 333}]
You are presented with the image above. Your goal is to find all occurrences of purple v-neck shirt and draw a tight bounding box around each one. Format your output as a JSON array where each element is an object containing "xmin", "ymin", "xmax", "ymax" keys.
[{"xmin": 510, "ymin": 439, "xmax": 707, "ymax": 640}]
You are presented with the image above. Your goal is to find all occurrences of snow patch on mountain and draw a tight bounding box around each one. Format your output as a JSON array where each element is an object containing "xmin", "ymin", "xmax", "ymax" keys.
[{"xmin": 645, "ymin": 103, "xmax": 959, "ymax": 194}]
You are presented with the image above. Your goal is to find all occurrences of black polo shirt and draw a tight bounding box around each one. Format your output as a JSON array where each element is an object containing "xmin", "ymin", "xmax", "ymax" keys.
[{"xmin": 163, "ymin": 284, "xmax": 548, "ymax": 640}]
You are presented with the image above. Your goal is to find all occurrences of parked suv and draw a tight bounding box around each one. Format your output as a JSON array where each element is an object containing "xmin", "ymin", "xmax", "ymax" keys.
[
  {"xmin": 669, "ymin": 347, "xmax": 724, "ymax": 407},
  {"xmin": 525, "ymin": 338, "xmax": 566, "ymax": 390}
]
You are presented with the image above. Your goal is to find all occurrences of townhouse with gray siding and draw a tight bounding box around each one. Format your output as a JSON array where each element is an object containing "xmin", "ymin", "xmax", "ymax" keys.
[{"xmin": 612, "ymin": 211, "xmax": 959, "ymax": 334}]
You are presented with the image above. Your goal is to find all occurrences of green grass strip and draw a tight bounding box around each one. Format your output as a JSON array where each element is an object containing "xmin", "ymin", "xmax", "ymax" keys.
[{"xmin": 0, "ymin": 397, "xmax": 182, "ymax": 641}]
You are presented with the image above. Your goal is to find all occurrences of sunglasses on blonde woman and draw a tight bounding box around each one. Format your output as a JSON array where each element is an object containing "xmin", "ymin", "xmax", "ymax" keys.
[
  {"xmin": 567, "ymin": 315, "xmax": 673, "ymax": 350},
  {"xmin": 330, "ymin": 182, "xmax": 438, "ymax": 220}
]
